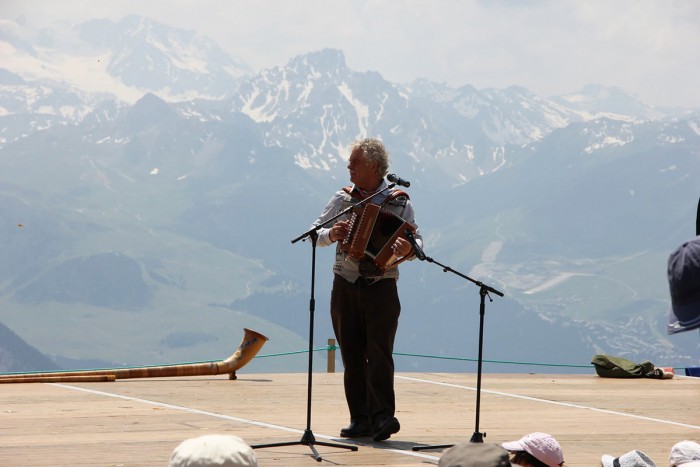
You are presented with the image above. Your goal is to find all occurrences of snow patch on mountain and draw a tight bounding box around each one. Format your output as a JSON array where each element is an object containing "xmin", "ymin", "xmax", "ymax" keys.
[
  {"xmin": 582, "ymin": 121, "xmax": 635, "ymax": 153},
  {"xmin": 689, "ymin": 119, "xmax": 700, "ymax": 136},
  {"xmin": 337, "ymin": 82, "xmax": 369, "ymax": 138}
]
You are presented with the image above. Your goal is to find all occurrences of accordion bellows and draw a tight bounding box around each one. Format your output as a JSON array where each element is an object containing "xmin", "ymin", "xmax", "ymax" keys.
[{"xmin": 340, "ymin": 203, "xmax": 416, "ymax": 271}]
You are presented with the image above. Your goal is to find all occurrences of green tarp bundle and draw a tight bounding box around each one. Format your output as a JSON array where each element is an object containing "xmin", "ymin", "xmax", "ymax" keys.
[{"xmin": 591, "ymin": 354, "xmax": 658, "ymax": 378}]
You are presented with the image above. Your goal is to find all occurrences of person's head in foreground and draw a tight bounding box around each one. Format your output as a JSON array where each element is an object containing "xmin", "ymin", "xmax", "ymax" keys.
[
  {"xmin": 501, "ymin": 432, "xmax": 564, "ymax": 467},
  {"xmin": 601, "ymin": 449, "xmax": 656, "ymax": 467},
  {"xmin": 667, "ymin": 236, "xmax": 700, "ymax": 335},
  {"xmin": 438, "ymin": 442, "xmax": 519, "ymax": 467},
  {"xmin": 669, "ymin": 440, "xmax": 700, "ymax": 466},
  {"xmin": 168, "ymin": 434, "xmax": 258, "ymax": 467}
]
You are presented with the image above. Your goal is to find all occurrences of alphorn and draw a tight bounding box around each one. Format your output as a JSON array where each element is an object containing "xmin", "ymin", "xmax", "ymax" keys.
[{"xmin": 0, "ymin": 328, "xmax": 268, "ymax": 384}]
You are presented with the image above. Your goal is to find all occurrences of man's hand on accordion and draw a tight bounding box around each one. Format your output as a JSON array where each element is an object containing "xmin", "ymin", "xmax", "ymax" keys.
[
  {"xmin": 392, "ymin": 237, "xmax": 413, "ymax": 258},
  {"xmin": 330, "ymin": 220, "xmax": 351, "ymax": 243}
]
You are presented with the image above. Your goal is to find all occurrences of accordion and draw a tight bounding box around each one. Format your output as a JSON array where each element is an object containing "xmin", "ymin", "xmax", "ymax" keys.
[{"xmin": 340, "ymin": 203, "xmax": 416, "ymax": 271}]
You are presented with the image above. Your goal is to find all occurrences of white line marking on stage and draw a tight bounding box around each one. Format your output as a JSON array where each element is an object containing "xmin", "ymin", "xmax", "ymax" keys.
[
  {"xmin": 49, "ymin": 383, "xmax": 440, "ymax": 461},
  {"xmin": 396, "ymin": 375, "xmax": 700, "ymax": 431}
]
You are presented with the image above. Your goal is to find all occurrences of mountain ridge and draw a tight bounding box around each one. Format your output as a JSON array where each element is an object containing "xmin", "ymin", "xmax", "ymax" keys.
[{"xmin": 1, "ymin": 15, "xmax": 698, "ymax": 374}]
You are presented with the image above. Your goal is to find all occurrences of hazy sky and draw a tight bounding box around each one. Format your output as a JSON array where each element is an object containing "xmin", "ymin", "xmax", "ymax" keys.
[{"xmin": 3, "ymin": 0, "xmax": 700, "ymax": 108}]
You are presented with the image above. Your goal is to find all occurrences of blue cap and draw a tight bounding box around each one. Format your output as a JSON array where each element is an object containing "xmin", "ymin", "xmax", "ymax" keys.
[{"xmin": 667, "ymin": 236, "xmax": 700, "ymax": 335}]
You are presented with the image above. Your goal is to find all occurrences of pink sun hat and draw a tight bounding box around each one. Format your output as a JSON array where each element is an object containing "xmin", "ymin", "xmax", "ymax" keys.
[{"xmin": 501, "ymin": 432, "xmax": 564, "ymax": 467}]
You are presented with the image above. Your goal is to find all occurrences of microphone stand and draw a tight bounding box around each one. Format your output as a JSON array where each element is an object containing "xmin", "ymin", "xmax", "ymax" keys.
[
  {"xmin": 251, "ymin": 182, "xmax": 398, "ymax": 462},
  {"xmin": 406, "ymin": 235, "xmax": 504, "ymax": 450},
  {"xmin": 696, "ymin": 195, "xmax": 699, "ymax": 236}
]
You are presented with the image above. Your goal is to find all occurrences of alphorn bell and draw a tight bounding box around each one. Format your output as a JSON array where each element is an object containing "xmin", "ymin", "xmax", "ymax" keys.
[{"xmin": 0, "ymin": 328, "xmax": 269, "ymax": 383}]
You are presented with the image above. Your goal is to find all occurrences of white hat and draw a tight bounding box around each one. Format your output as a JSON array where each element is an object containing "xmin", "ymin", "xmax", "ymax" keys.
[
  {"xmin": 670, "ymin": 440, "xmax": 700, "ymax": 466},
  {"xmin": 169, "ymin": 434, "xmax": 258, "ymax": 467},
  {"xmin": 601, "ymin": 450, "xmax": 656, "ymax": 467},
  {"xmin": 501, "ymin": 432, "xmax": 564, "ymax": 467}
]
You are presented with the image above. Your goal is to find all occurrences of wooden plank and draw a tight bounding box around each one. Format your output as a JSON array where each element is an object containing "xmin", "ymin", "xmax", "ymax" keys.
[{"xmin": 0, "ymin": 372, "xmax": 697, "ymax": 466}]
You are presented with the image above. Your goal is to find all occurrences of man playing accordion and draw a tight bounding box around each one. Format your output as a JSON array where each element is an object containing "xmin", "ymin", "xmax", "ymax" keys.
[{"xmin": 312, "ymin": 138, "xmax": 422, "ymax": 442}]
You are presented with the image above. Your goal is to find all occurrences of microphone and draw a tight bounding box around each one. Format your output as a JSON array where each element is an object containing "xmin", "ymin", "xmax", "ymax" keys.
[
  {"xmin": 405, "ymin": 229, "xmax": 426, "ymax": 260},
  {"xmin": 387, "ymin": 173, "xmax": 410, "ymax": 187}
]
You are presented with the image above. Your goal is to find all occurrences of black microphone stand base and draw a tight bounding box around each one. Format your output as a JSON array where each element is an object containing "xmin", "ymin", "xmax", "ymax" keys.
[
  {"xmin": 253, "ymin": 429, "xmax": 358, "ymax": 463},
  {"xmin": 253, "ymin": 231, "xmax": 357, "ymax": 462},
  {"xmin": 411, "ymin": 432, "xmax": 485, "ymax": 452},
  {"xmin": 410, "ymin": 257, "xmax": 502, "ymax": 453},
  {"xmin": 412, "ymin": 444, "xmax": 451, "ymax": 452}
]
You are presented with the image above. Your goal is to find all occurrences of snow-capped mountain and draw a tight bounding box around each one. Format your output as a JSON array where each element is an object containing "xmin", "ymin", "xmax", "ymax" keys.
[
  {"xmin": 1, "ymin": 15, "xmax": 250, "ymax": 104},
  {"xmin": 552, "ymin": 84, "xmax": 673, "ymax": 121},
  {"xmin": 1, "ymin": 15, "xmax": 699, "ymax": 374},
  {"xmin": 230, "ymin": 48, "xmax": 678, "ymax": 185},
  {"xmin": 0, "ymin": 15, "xmax": 250, "ymax": 149},
  {"xmin": 74, "ymin": 15, "xmax": 250, "ymax": 99}
]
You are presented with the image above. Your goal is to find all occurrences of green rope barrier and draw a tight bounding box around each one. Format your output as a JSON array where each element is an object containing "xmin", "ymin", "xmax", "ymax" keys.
[
  {"xmin": 252, "ymin": 346, "xmax": 333, "ymax": 358},
  {"xmin": 252, "ymin": 346, "xmax": 596, "ymax": 370},
  {"xmin": 256, "ymin": 346, "xmax": 687, "ymax": 372},
  {"xmin": 392, "ymin": 351, "xmax": 593, "ymax": 369}
]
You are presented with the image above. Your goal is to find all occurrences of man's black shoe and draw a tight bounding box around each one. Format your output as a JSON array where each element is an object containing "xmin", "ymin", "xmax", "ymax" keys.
[
  {"xmin": 373, "ymin": 416, "xmax": 400, "ymax": 441},
  {"xmin": 339, "ymin": 419, "xmax": 372, "ymax": 438}
]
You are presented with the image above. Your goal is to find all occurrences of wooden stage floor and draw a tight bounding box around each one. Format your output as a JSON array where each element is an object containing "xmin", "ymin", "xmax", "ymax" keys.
[{"xmin": 1, "ymin": 372, "xmax": 698, "ymax": 466}]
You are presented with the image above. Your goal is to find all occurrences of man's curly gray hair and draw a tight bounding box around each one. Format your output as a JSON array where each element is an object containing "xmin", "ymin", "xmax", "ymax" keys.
[{"xmin": 351, "ymin": 138, "xmax": 390, "ymax": 177}]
